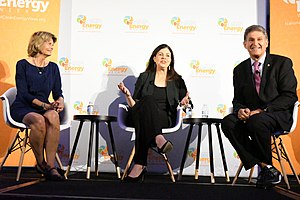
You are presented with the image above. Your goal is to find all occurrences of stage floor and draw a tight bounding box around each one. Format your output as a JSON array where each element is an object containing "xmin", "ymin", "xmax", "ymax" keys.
[{"xmin": 0, "ymin": 167, "xmax": 300, "ymax": 200}]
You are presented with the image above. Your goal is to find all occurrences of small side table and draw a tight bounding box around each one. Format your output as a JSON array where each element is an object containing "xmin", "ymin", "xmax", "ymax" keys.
[
  {"xmin": 177, "ymin": 117, "xmax": 230, "ymax": 183},
  {"xmin": 65, "ymin": 115, "xmax": 121, "ymax": 179}
]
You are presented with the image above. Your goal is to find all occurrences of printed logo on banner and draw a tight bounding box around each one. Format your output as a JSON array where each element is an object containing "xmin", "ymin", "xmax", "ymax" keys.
[
  {"xmin": 57, "ymin": 143, "xmax": 72, "ymax": 161},
  {"xmin": 73, "ymin": 101, "xmax": 99, "ymax": 115},
  {"xmin": 102, "ymin": 58, "xmax": 128, "ymax": 76},
  {"xmin": 98, "ymin": 145, "xmax": 111, "ymax": 162},
  {"xmin": 0, "ymin": 0, "xmax": 50, "ymax": 22},
  {"xmin": 283, "ymin": 0, "xmax": 300, "ymax": 12},
  {"xmin": 59, "ymin": 57, "xmax": 84, "ymax": 74},
  {"xmin": 188, "ymin": 147, "xmax": 197, "ymax": 160},
  {"xmin": 217, "ymin": 104, "xmax": 228, "ymax": 117},
  {"xmin": 76, "ymin": 15, "xmax": 102, "ymax": 31},
  {"xmin": 59, "ymin": 143, "xmax": 80, "ymax": 162},
  {"xmin": 123, "ymin": 16, "xmax": 149, "ymax": 33},
  {"xmin": 170, "ymin": 16, "xmax": 197, "ymax": 34},
  {"xmin": 189, "ymin": 59, "xmax": 216, "ymax": 78},
  {"xmin": 283, "ymin": 0, "xmax": 300, "ymax": 23},
  {"xmin": 0, "ymin": 0, "xmax": 50, "ymax": 13},
  {"xmin": 218, "ymin": 18, "xmax": 243, "ymax": 34},
  {"xmin": 187, "ymin": 148, "xmax": 210, "ymax": 165}
]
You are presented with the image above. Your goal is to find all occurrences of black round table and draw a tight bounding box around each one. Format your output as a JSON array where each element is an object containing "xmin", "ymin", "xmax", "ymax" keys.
[
  {"xmin": 177, "ymin": 117, "xmax": 230, "ymax": 183},
  {"xmin": 65, "ymin": 115, "xmax": 120, "ymax": 179}
]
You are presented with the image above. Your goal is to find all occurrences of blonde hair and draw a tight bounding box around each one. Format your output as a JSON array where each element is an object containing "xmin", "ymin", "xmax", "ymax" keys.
[{"xmin": 27, "ymin": 31, "xmax": 57, "ymax": 57}]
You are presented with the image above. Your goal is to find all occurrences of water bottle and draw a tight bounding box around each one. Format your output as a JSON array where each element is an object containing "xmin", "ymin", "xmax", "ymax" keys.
[
  {"xmin": 87, "ymin": 101, "xmax": 94, "ymax": 115},
  {"xmin": 201, "ymin": 104, "xmax": 209, "ymax": 118},
  {"xmin": 186, "ymin": 104, "xmax": 193, "ymax": 118}
]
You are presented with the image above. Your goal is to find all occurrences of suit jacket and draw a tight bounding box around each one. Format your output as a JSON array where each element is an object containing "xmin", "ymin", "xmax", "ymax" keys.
[
  {"xmin": 132, "ymin": 71, "xmax": 188, "ymax": 117},
  {"xmin": 233, "ymin": 54, "xmax": 298, "ymax": 131}
]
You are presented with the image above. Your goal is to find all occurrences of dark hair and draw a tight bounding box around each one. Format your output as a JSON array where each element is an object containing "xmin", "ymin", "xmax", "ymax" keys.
[
  {"xmin": 244, "ymin": 25, "xmax": 268, "ymax": 41},
  {"xmin": 145, "ymin": 44, "xmax": 180, "ymax": 80}
]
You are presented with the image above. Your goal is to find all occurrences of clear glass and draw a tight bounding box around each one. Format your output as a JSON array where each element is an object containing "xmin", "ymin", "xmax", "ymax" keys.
[
  {"xmin": 186, "ymin": 104, "xmax": 192, "ymax": 118},
  {"xmin": 201, "ymin": 104, "xmax": 209, "ymax": 118},
  {"xmin": 87, "ymin": 102, "xmax": 94, "ymax": 115}
]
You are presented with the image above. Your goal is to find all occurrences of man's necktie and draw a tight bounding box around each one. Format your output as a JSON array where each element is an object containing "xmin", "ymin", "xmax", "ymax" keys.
[{"xmin": 254, "ymin": 61, "xmax": 261, "ymax": 94}]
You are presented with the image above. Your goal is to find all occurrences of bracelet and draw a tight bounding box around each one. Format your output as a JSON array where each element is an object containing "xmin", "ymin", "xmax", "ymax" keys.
[{"xmin": 41, "ymin": 103, "xmax": 45, "ymax": 110}]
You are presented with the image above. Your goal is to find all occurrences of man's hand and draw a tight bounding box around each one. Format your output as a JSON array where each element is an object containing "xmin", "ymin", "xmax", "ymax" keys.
[
  {"xmin": 238, "ymin": 108, "xmax": 251, "ymax": 121},
  {"xmin": 249, "ymin": 108, "xmax": 264, "ymax": 116}
]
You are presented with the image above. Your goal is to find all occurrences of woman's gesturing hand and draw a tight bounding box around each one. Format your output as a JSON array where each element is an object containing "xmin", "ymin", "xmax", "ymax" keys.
[
  {"xmin": 180, "ymin": 91, "xmax": 190, "ymax": 106},
  {"xmin": 118, "ymin": 82, "xmax": 131, "ymax": 97}
]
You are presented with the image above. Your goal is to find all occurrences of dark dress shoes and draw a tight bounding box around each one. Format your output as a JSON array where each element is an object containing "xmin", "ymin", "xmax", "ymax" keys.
[{"xmin": 256, "ymin": 166, "xmax": 282, "ymax": 189}]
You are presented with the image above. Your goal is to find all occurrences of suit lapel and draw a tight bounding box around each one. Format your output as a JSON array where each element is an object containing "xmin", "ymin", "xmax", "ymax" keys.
[
  {"xmin": 259, "ymin": 54, "xmax": 271, "ymax": 97},
  {"xmin": 245, "ymin": 59, "xmax": 257, "ymax": 94}
]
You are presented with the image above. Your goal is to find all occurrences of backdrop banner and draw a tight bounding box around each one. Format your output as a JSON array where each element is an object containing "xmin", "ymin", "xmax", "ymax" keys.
[
  {"xmin": 0, "ymin": 0, "xmax": 262, "ymax": 177},
  {"xmin": 61, "ymin": 0, "xmax": 258, "ymax": 177},
  {"xmin": 0, "ymin": 0, "xmax": 61, "ymax": 166},
  {"xmin": 270, "ymin": 0, "xmax": 300, "ymax": 174}
]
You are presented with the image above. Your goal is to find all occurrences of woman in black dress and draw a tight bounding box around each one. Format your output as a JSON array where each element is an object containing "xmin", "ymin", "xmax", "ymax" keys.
[
  {"xmin": 118, "ymin": 44, "xmax": 191, "ymax": 181},
  {"xmin": 11, "ymin": 31, "xmax": 64, "ymax": 181}
]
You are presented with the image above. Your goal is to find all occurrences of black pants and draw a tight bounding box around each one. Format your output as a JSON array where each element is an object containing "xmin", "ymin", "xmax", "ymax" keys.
[
  {"xmin": 221, "ymin": 112, "xmax": 280, "ymax": 170},
  {"xmin": 130, "ymin": 95, "xmax": 171, "ymax": 166}
]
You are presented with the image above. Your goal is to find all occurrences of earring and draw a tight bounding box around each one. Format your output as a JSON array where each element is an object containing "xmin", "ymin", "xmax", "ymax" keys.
[{"xmin": 168, "ymin": 66, "xmax": 170, "ymax": 70}]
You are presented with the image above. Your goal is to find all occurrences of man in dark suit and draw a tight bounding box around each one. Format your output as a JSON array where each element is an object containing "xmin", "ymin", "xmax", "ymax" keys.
[{"xmin": 221, "ymin": 25, "xmax": 297, "ymax": 188}]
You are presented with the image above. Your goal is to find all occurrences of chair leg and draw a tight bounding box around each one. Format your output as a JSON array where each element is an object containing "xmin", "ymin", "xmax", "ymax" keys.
[
  {"xmin": 273, "ymin": 135, "xmax": 290, "ymax": 189},
  {"xmin": 232, "ymin": 161, "xmax": 243, "ymax": 185},
  {"xmin": 248, "ymin": 167, "xmax": 254, "ymax": 183},
  {"xmin": 54, "ymin": 152, "xmax": 66, "ymax": 179},
  {"xmin": 232, "ymin": 161, "xmax": 255, "ymax": 186},
  {"xmin": 0, "ymin": 132, "xmax": 20, "ymax": 169},
  {"xmin": 55, "ymin": 153, "xmax": 63, "ymax": 169},
  {"xmin": 160, "ymin": 153, "xmax": 175, "ymax": 182},
  {"xmin": 16, "ymin": 130, "xmax": 29, "ymax": 181},
  {"xmin": 277, "ymin": 137, "xmax": 300, "ymax": 185},
  {"xmin": 121, "ymin": 146, "xmax": 135, "ymax": 180}
]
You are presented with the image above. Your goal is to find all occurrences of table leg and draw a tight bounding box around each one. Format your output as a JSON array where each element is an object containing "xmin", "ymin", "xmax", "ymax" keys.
[
  {"xmin": 107, "ymin": 121, "xmax": 121, "ymax": 179},
  {"xmin": 215, "ymin": 123, "xmax": 230, "ymax": 182},
  {"xmin": 195, "ymin": 124, "xmax": 203, "ymax": 180},
  {"xmin": 207, "ymin": 123, "xmax": 215, "ymax": 183},
  {"xmin": 178, "ymin": 124, "xmax": 194, "ymax": 181},
  {"xmin": 86, "ymin": 121, "xmax": 94, "ymax": 179},
  {"xmin": 65, "ymin": 121, "xmax": 84, "ymax": 178},
  {"xmin": 95, "ymin": 121, "xmax": 99, "ymax": 176}
]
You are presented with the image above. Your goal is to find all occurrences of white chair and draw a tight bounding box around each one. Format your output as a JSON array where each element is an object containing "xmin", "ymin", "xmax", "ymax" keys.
[
  {"xmin": 232, "ymin": 101, "xmax": 300, "ymax": 189},
  {"xmin": 0, "ymin": 87, "xmax": 68, "ymax": 181},
  {"xmin": 118, "ymin": 103, "xmax": 183, "ymax": 182}
]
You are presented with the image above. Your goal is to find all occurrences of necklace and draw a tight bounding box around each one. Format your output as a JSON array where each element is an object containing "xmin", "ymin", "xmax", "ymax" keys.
[{"xmin": 32, "ymin": 57, "xmax": 46, "ymax": 74}]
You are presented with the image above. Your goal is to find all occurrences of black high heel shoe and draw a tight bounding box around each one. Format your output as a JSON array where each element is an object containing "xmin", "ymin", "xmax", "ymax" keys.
[
  {"xmin": 157, "ymin": 140, "xmax": 173, "ymax": 154},
  {"xmin": 123, "ymin": 167, "xmax": 147, "ymax": 183},
  {"xmin": 44, "ymin": 167, "xmax": 64, "ymax": 181},
  {"xmin": 35, "ymin": 161, "xmax": 47, "ymax": 174}
]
